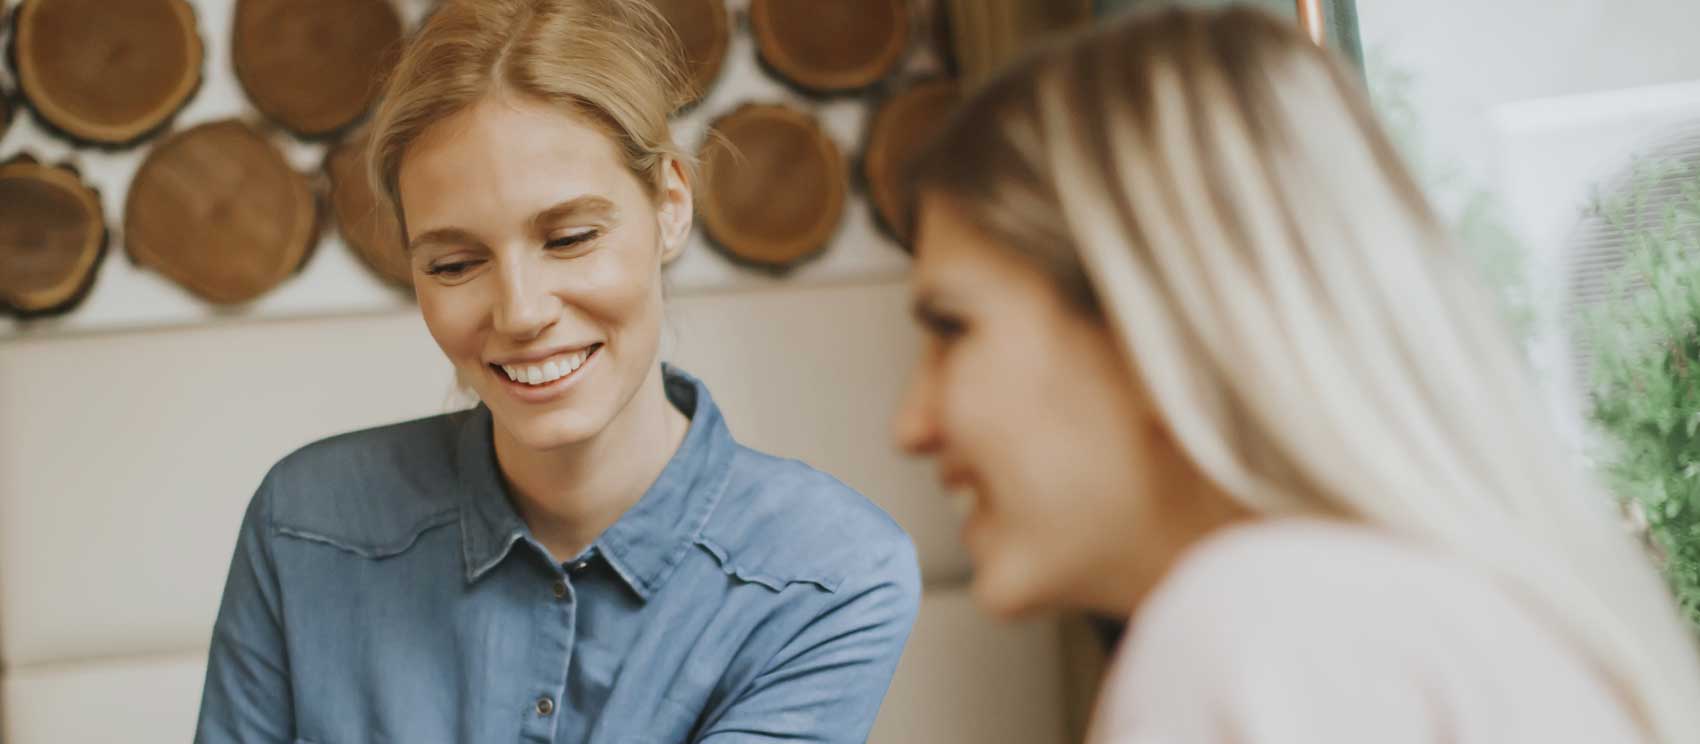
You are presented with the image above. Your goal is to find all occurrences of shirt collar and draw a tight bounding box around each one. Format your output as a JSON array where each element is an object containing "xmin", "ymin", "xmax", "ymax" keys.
[{"xmin": 457, "ymin": 365, "xmax": 735, "ymax": 599}]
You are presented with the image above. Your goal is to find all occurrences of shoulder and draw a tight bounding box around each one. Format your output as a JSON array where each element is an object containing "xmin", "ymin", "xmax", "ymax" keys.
[
  {"xmin": 248, "ymin": 409, "xmax": 474, "ymax": 555},
  {"xmin": 1132, "ymin": 519, "xmax": 1498, "ymax": 653},
  {"xmin": 1093, "ymin": 521, "xmax": 1465, "ymax": 741},
  {"xmin": 1093, "ymin": 519, "xmax": 1646, "ymax": 742},
  {"xmin": 697, "ymin": 445, "xmax": 919, "ymax": 596}
]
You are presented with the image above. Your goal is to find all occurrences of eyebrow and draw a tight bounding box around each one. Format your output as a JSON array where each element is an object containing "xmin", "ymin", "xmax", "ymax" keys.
[
  {"xmin": 406, "ymin": 196, "xmax": 620, "ymax": 252},
  {"xmin": 407, "ymin": 227, "xmax": 484, "ymax": 253},
  {"xmin": 530, "ymin": 196, "xmax": 617, "ymax": 233},
  {"xmin": 910, "ymin": 289, "xmax": 954, "ymax": 324}
]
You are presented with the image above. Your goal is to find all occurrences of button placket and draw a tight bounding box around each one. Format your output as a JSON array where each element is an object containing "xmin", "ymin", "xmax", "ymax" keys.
[{"xmin": 519, "ymin": 567, "xmax": 576, "ymax": 742}]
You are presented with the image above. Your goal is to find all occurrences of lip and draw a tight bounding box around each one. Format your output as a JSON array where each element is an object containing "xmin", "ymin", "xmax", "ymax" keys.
[
  {"xmin": 487, "ymin": 343, "xmax": 599, "ymax": 367},
  {"xmin": 938, "ymin": 466, "xmax": 976, "ymax": 494},
  {"xmin": 488, "ymin": 343, "xmax": 603, "ymax": 404}
]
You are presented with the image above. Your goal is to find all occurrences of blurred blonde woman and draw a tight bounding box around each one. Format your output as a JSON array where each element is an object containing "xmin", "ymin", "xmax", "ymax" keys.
[{"xmin": 893, "ymin": 6, "xmax": 1700, "ymax": 742}]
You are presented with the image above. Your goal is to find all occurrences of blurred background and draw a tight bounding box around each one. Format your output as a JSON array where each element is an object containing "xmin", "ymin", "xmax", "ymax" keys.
[{"xmin": 1, "ymin": 0, "xmax": 1698, "ymax": 742}]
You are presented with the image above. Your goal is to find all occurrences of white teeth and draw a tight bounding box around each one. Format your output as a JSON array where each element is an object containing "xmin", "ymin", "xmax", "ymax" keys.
[{"xmin": 498, "ymin": 347, "xmax": 594, "ymax": 386}]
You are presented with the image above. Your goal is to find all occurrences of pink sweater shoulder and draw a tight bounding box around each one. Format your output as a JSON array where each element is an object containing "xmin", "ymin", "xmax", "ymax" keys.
[{"xmin": 1086, "ymin": 519, "xmax": 1647, "ymax": 744}]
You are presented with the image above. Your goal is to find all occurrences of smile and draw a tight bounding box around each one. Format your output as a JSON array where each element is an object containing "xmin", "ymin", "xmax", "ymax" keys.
[{"xmin": 489, "ymin": 344, "xmax": 602, "ymax": 388}]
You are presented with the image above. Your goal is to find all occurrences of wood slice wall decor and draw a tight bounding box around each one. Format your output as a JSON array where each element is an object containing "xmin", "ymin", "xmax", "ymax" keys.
[
  {"xmin": 326, "ymin": 132, "xmax": 411, "ymax": 289},
  {"xmin": 649, "ymin": 0, "xmax": 730, "ymax": 108},
  {"xmin": 698, "ymin": 103, "xmax": 845, "ymax": 268},
  {"xmin": 10, "ymin": 0, "xmax": 203, "ymax": 147},
  {"xmin": 233, "ymin": 0, "xmax": 403, "ymax": 138},
  {"xmin": 124, "ymin": 120, "xmax": 316, "ymax": 304},
  {"xmin": 750, "ymin": 0, "xmax": 910, "ymax": 94},
  {"xmin": 864, "ymin": 78, "xmax": 958, "ymax": 247},
  {"xmin": 0, "ymin": 154, "xmax": 108, "ymax": 316}
]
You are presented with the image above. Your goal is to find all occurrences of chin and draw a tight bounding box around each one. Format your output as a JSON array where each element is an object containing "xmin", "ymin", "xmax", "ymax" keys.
[
  {"xmin": 491, "ymin": 401, "xmax": 611, "ymax": 451},
  {"xmin": 969, "ymin": 559, "xmax": 1050, "ymax": 620}
]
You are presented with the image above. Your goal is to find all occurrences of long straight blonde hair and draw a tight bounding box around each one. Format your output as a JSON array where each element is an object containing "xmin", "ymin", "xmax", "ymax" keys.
[{"xmin": 912, "ymin": 6, "xmax": 1700, "ymax": 740}]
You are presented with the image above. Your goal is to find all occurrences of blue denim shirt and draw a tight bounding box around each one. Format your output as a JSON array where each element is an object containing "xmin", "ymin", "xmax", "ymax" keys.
[{"xmin": 196, "ymin": 367, "xmax": 921, "ymax": 743}]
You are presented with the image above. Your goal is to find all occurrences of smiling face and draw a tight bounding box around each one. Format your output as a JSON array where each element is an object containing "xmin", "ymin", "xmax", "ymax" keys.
[
  {"xmin": 894, "ymin": 196, "xmax": 1208, "ymax": 618},
  {"xmin": 398, "ymin": 94, "xmax": 691, "ymax": 452}
]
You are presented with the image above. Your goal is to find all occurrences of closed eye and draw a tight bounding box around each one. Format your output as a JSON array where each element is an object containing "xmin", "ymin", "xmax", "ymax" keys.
[
  {"xmin": 424, "ymin": 259, "xmax": 483, "ymax": 277},
  {"xmin": 546, "ymin": 230, "xmax": 600, "ymax": 251}
]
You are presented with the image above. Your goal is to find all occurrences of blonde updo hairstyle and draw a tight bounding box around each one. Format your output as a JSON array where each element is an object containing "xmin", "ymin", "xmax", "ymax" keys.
[{"xmin": 367, "ymin": 0, "xmax": 694, "ymax": 241}]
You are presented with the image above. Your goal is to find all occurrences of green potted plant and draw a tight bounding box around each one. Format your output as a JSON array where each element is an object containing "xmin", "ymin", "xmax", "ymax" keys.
[{"xmin": 1587, "ymin": 158, "xmax": 1700, "ymax": 630}]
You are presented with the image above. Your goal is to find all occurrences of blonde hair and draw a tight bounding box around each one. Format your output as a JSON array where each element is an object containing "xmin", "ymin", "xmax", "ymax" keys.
[
  {"xmin": 368, "ymin": 0, "xmax": 693, "ymax": 236},
  {"xmin": 913, "ymin": 6, "xmax": 1700, "ymax": 740}
]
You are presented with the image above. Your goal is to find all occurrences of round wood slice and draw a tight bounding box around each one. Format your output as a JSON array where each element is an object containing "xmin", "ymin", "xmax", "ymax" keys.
[
  {"xmin": 699, "ymin": 104, "xmax": 845, "ymax": 268},
  {"xmin": 865, "ymin": 78, "xmax": 958, "ymax": 246},
  {"xmin": 0, "ymin": 154, "xmax": 108, "ymax": 316},
  {"xmin": 750, "ymin": 0, "xmax": 910, "ymax": 93},
  {"xmin": 124, "ymin": 120, "xmax": 316, "ymax": 304},
  {"xmin": 11, "ymin": 0, "xmax": 202, "ymax": 147},
  {"xmin": 649, "ymin": 0, "xmax": 730, "ymax": 108},
  {"xmin": 233, "ymin": 0, "xmax": 403, "ymax": 138},
  {"xmin": 325, "ymin": 131, "xmax": 411, "ymax": 289}
]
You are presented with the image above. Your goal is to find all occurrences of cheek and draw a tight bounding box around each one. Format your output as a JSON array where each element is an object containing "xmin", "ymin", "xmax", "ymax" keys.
[
  {"xmin": 936, "ymin": 333, "xmax": 1070, "ymax": 498},
  {"xmin": 416, "ymin": 285, "xmax": 485, "ymax": 362},
  {"xmin": 567, "ymin": 234, "xmax": 664, "ymax": 327}
]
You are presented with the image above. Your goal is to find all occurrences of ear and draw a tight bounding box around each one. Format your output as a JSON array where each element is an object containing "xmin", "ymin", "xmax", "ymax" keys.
[{"xmin": 655, "ymin": 156, "xmax": 693, "ymax": 264}]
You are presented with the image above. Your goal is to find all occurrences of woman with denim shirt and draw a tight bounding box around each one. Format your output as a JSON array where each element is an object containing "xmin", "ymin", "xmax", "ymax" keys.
[{"xmin": 194, "ymin": 2, "xmax": 920, "ymax": 741}]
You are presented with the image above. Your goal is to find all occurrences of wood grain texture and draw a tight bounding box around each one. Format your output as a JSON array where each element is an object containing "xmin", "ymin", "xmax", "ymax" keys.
[
  {"xmin": 325, "ymin": 131, "xmax": 411, "ymax": 289},
  {"xmin": 931, "ymin": 0, "xmax": 957, "ymax": 77},
  {"xmin": 0, "ymin": 87, "xmax": 12, "ymax": 139},
  {"xmin": 698, "ymin": 103, "xmax": 845, "ymax": 268},
  {"xmin": 864, "ymin": 78, "xmax": 958, "ymax": 246},
  {"xmin": 750, "ymin": 0, "xmax": 910, "ymax": 93},
  {"xmin": 233, "ymin": 0, "xmax": 403, "ymax": 137},
  {"xmin": 0, "ymin": 154, "xmax": 108, "ymax": 316},
  {"xmin": 649, "ymin": 0, "xmax": 730, "ymax": 108},
  {"xmin": 11, "ymin": 0, "xmax": 202, "ymax": 146},
  {"xmin": 124, "ymin": 120, "xmax": 317, "ymax": 304}
]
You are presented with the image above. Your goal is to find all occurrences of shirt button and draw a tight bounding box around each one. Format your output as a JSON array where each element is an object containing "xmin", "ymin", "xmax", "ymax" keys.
[
  {"xmin": 551, "ymin": 580, "xmax": 568, "ymax": 599},
  {"xmin": 568, "ymin": 558, "xmax": 591, "ymax": 574},
  {"xmin": 535, "ymin": 696, "xmax": 555, "ymax": 716}
]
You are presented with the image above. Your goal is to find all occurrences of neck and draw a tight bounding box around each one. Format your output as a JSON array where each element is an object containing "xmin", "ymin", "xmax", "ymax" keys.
[
  {"xmin": 1089, "ymin": 463, "xmax": 1255, "ymax": 619},
  {"xmin": 493, "ymin": 364, "xmax": 690, "ymax": 562}
]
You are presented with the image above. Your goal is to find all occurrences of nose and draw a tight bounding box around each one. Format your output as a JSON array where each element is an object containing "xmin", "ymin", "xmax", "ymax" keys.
[
  {"xmin": 892, "ymin": 360, "xmax": 943, "ymax": 456},
  {"xmin": 491, "ymin": 254, "xmax": 559, "ymax": 341}
]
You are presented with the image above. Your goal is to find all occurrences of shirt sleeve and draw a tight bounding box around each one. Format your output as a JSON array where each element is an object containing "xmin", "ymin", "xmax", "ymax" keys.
[
  {"xmin": 195, "ymin": 477, "xmax": 295, "ymax": 744},
  {"xmin": 694, "ymin": 536, "xmax": 922, "ymax": 744}
]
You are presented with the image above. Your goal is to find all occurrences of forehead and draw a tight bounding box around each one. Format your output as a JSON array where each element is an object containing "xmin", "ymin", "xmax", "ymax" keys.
[
  {"xmin": 912, "ymin": 196, "xmax": 1018, "ymax": 289},
  {"xmin": 397, "ymin": 95, "xmax": 635, "ymax": 230}
]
